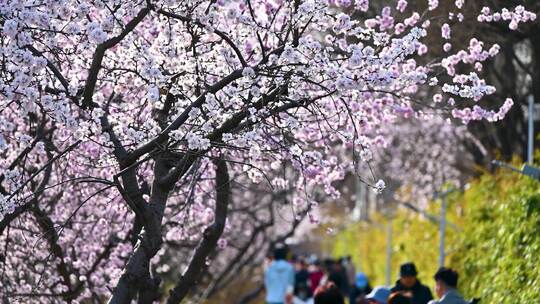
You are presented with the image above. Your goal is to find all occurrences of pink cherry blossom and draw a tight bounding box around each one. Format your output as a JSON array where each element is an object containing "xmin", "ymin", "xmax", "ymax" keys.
[{"xmin": 0, "ymin": 1, "xmax": 533, "ymax": 302}]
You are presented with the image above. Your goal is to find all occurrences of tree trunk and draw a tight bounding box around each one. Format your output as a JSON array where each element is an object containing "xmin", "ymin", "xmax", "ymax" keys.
[{"xmin": 167, "ymin": 159, "xmax": 230, "ymax": 304}]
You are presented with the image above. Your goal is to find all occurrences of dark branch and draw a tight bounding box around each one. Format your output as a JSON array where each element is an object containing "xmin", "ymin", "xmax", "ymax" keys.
[
  {"xmin": 167, "ymin": 158, "xmax": 230, "ymax": 304},
  {"xmin": 82, "ymin": 6, "xmax": 151, "ymax": 108}
]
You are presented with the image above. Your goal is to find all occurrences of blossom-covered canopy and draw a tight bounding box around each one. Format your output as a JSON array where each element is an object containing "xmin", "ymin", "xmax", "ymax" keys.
[{"xmin": 0, "ymin": 0, "xmax": 535, "ymax": 303}]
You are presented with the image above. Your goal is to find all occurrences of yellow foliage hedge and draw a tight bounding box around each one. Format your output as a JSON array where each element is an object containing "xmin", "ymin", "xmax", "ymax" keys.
[{"xmin": 331, "ymin": 163, "xmax": 540, "ymax": 303}]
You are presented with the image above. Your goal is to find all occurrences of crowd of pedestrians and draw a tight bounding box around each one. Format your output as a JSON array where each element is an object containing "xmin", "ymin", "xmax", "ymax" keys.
[{"xmin": 264, "ymin": 245, "xmax": 477, "ymax": 304}]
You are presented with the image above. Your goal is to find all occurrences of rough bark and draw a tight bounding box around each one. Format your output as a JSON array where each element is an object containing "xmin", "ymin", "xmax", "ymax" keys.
[
  {"xmin": 107, "ymin": 159, "xmax": 173, "ymax": 304},
  {"xmin": 167, "ymin": 159, "xmax": 230, "ymax": 304}
]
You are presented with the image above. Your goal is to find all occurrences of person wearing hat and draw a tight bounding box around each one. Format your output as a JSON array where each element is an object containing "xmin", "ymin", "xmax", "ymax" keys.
[
  {"xmin": 428, "ymin": 267, "xmax": 468, "ymax": 304},
  {"xmin": 390, "ymin": 262, "xmax": 433, "ymax": 304},
  {"xmin": 349, "ymin": 272, "xmax": 372, "ymax": 304},
  {"xmin": 366, "ymin": 286, "xmax": 391, "ymax": 304}
]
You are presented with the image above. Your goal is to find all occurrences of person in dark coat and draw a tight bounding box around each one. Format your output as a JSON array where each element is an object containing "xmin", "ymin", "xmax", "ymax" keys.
[
  {"xmin": 294, "ymin": 258, "xmax": 313, "ymax": 301},
  {"xmin": 391, "ymin": 263, "xmax": 433, "ymax": 304},
  {"xmin": 327, "ymin": 259, "xmax": 349, "ymax": 295}
]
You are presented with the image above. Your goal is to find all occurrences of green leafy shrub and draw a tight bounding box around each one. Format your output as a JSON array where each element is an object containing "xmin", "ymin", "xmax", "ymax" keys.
[
  {"xmin": 452, "ymin": 168, "xmax": 540, "ymax": 303},
  {"xmin": 331, "ymin": 164, "xmax": 540, "ymax": 302}
]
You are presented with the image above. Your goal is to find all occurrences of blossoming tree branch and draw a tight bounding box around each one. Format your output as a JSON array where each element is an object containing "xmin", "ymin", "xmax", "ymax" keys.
[{"xmin": 0, "ymin": 0, "xmax": 535, "ymax": 303}]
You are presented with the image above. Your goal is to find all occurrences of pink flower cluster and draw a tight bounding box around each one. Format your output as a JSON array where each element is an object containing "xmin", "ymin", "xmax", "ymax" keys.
[
  {"xmin": 452, "ymin": 98, "xmax": 514, "ymax": 124},
  {"xmin": 441, "ymin": 38, "xmax": 500, "ymax": 76},
  {"xmin": 0, "ymin": 0, "xmax": 535, "ymax": 301},
  {"xmin": 478, "ymin": 5, "xmax": 537, "ymax": 30}
]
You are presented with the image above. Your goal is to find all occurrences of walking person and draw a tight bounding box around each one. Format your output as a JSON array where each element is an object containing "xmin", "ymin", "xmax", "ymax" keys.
[
  {"xmin": 329, "ymin": 258, "xmax": 349, "ymax": 296},
  {"xmin": 293, "ymin": 257, "xmax": 313, "ymax": 304},
  {"xmin": 265, "ymin": 245, "xmax": 295, "ymax": 304},
  {"xmin": 428, "ymin": 267, "xmax": 468, "ymax": 304},
  {"xmin": 295, "ymin": 257, "xmax": 311, "ymax": 291},
  {"xmin": 308, "ymin": 259, "xmax": 324, "ymax": 294},
  {"xmin": 391, "ymin": 263, "xmax": 433, "ymax": 304},
  {"xmin": 343, "ymin": 256, "xmax": 356, "ymax": 288}
]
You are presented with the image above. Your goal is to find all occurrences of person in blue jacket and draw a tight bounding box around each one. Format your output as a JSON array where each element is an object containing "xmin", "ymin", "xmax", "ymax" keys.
[
  {"xmin": 265, "ymin": 245, "xmax": 295, "ymax": 304},
  {"xmin": 428, "ymin": 267, "xmax": 468, "ymax": 304}
]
